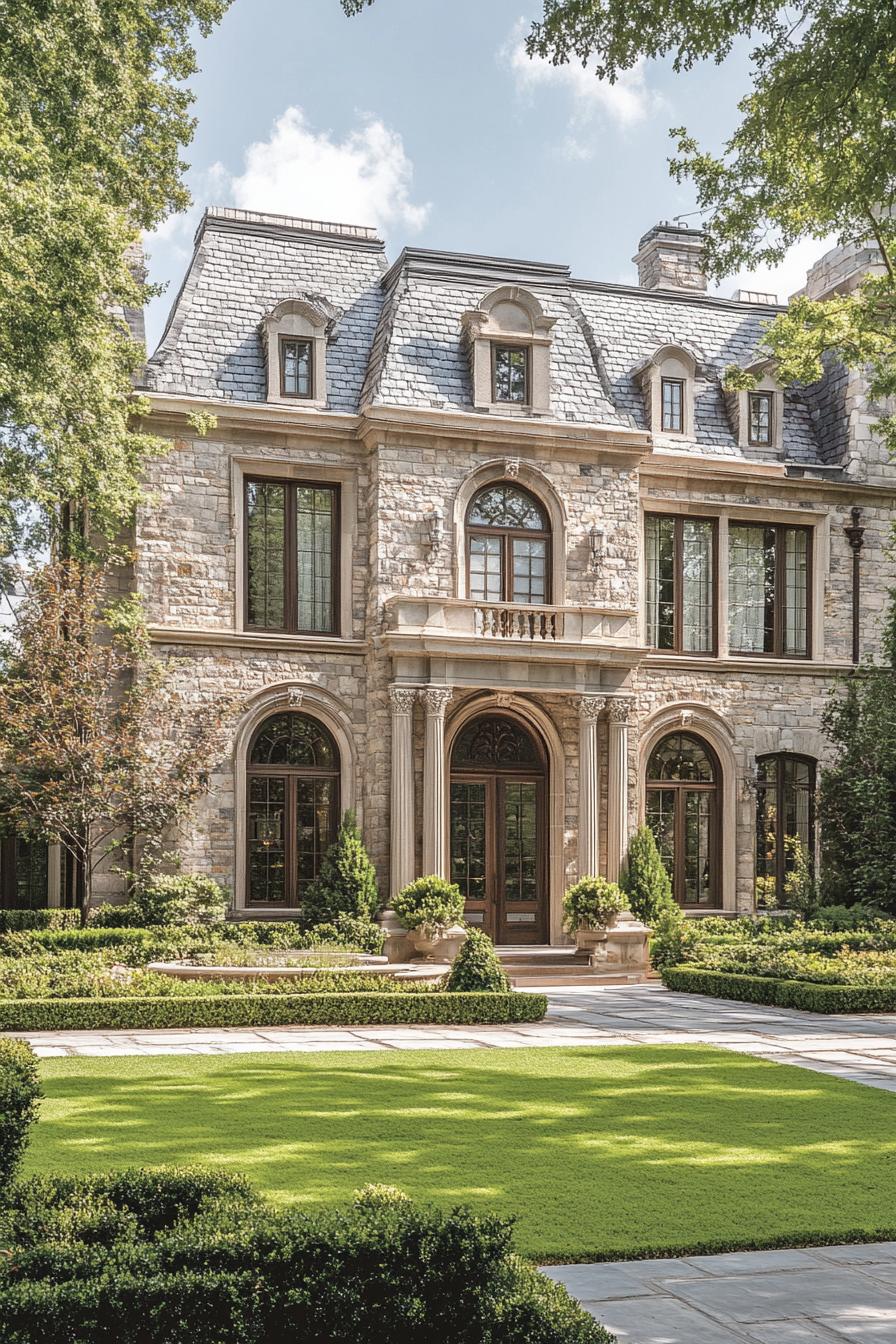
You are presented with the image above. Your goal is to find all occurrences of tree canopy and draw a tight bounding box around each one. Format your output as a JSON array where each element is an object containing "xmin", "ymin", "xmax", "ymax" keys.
[{"xmin": 0, "ymin": 1, "xmax": 230, "ymax": 558}]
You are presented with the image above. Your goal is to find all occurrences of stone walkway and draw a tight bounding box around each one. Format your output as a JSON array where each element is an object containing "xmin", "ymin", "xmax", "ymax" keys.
[
  {"xmin": 14, "ymin": 983, "xmax": 896, "ymax": 1092},
  {"xmin": 544, "ymin": 1242, "xmax": 896, "ymax": 1343}
]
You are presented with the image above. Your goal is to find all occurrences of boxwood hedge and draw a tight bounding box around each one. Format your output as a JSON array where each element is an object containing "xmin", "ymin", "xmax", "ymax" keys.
[
  {"xmin": 0, "ymin": 1038, "xmax": 41, "ymax": 1193},
  {"xmin": 662, "ymin": 964, "xmax": 896, "ymax": 1013},
  {"xmin": 0, "ymin": 990, "xmax": 547, "ymax": 1032}
]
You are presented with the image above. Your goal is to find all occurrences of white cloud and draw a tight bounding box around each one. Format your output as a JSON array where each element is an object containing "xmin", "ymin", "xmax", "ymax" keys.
[
  {"xmin": 229, "ymin": 107, "xmax": 429, "ymax": 235},
  {"xmin": 719, "ymin": 233, "xmax": 839, "ymax": 304},
  {"xmin": 501, "ymin": 18, "xmax": 659, "ymax": 144}
]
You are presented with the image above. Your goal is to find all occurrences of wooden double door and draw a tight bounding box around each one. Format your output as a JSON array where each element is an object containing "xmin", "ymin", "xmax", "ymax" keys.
[{"xmin": 449, "ymin": 715, "xmax": 547, "ymax": 944}]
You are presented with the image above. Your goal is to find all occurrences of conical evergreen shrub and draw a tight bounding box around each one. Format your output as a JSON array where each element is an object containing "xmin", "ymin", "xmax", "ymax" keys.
[
  {"xmin": 619, "ymin": 825, "xmax": 678, "ymax": 925},
  {"xmin": 302, "ymin": 810, "xmax": 380, "ymax": 925},
  {"xmin": 444, "ymin": 928, "xmax": 510, "ymax": 993}
]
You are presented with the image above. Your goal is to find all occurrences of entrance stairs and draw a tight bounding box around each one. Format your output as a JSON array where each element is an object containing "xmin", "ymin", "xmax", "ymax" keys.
[{"xmin": 495, "ymin": 945, "xmax": 648, "ymax": 988}]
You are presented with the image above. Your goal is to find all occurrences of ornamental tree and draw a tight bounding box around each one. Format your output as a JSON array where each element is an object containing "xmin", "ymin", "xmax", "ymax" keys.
[
  {"xmin": 0, "ymin": 561, "xmax": 238, "ymax": 923},
  {"xmin": 302, "ymin": 809, "xmax": 380, "ymax": 925}
]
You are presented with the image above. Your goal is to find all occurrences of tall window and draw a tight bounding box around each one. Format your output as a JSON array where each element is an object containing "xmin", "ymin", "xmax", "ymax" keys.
[
  {"xmin": 748, "ymin": 392, "xmax": 773, "ymax": 447},
  {"xmin": 755, "ymin": 754, "xmax": 816, "ymax": 907},
  {"xmin": 247, "ymin": 712, "xmax": 339, "ymax": 907},
  {"xmin": 492, "ymin": 345, "xmax": 529, "ymax": 404},
  {"xmin": 646, "ymin": 733, "xmax": 719, "ymax": 907},
  {"xmin": 245, "ymin": 479, "xmax": 338, "ymax": 634},
  {"xmin": 728, "ymin": 523, "xmax": 810, "ymax": 656},
  {"xmin": 466, "ymin": 483, "xmax": 550, "ymax": 605},
  {"xmin": 661, "ymin": 378, "xmax": 684, "ymax": 433},
  {"xmin": 645, "ymin": 515, "xmax": 716, "ymax": 653},
  {"xmin": 280, "ymin": 337, "xmax": 313, "ymax": 398},
  {"xmin": 0, "ymin": 833, "xmax": 50, "ymax": 910}
]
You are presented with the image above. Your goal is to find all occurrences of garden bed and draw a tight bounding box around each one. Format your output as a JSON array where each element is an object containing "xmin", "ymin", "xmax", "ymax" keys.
[
  {"xmin": 662, "ymin": 965, "xmax": 896, "ymax": 1013},
  {"xmin": 0, "ymin": 989, "xmax": 547, "ymax": 1032}
]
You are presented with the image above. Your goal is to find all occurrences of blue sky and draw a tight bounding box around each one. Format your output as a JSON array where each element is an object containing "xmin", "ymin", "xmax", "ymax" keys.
[{"xmin": 145, "ymin": 0, "xmax": 826, "ymax": 350}]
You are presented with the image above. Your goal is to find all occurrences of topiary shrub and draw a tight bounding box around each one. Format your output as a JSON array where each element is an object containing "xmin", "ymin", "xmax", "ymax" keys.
[
  {"xmin": 445, "ymin": 929, "xmax": 510, "ymax": 992},
  {"xmin": 620, "ymin": 825, "xmax": 678, "ymax": 925},
  {"xmin": 302, "ymin": 811, "xmax": 380, "ymax": 925},
  {"xmin": 393, "ymin": 875, "xmax": 465, "ymax": 934},
  {"xmin": 562, "ymin": 877, "xmax": 625, "ymax": 933},
  {"xmin": 0, "ymin": 1037, "xmax": 41, "ymax": 1194},
  {"xmin": 129, "ymin": 874, "xmax": 229, "ymax": 926}
]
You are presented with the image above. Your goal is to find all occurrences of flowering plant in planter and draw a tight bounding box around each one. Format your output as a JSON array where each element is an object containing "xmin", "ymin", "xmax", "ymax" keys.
[
  {"xmin": 393, "ymin": 876, "xmax": 465, "ymax": 956},
  {"xmin": 562, "ymin": 877, "xmax": 626, "ymax": 937}
]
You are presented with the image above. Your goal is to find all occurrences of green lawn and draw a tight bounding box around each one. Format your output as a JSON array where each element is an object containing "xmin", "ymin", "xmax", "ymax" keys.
[{"xmin": 27, "ymin": 1044, "xmax": 896, "ymax": 1260}]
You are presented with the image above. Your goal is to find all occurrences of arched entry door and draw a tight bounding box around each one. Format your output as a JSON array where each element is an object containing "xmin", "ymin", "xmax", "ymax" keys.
[{"xmin": 449, "ymin": 714, "xmax": 547, "ymax": 944}]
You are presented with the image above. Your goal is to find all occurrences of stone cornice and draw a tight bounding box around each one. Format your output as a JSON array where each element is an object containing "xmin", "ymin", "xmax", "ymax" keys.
[
  {"xmin": 642, "ymin": 652, "xmax": 854, "ymax": 676},
  {"xmin": 139, "ymin": 392, "xmax": 361, "ymax": 442},
  {"xmin": 148, "ymin": 625, "xmax": 367, "ymax": 656},
  {"xmin": 641, "ymin": 450, "xmax": 896, "ymax": 500}
]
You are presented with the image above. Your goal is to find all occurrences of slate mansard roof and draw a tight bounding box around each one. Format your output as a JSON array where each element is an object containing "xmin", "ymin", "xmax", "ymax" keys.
[{"xmin": 143, "ymin": 207, "xmax": 840, "ymax": 468}]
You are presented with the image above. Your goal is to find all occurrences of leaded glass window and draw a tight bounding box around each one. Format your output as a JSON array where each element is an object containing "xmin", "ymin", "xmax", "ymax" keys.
[
  {"xmin": 280, "ymin": 338, "xmax": 312, "ymax": 398},
  {"xmin": 245, "ymin": 479, "xmax": 338, "ymax": 634},
  {"xmin": 755, "ymin": 754, "xmax": 816, "ymax": 907},
  {"xmin": 645, "ymin": 514, "xmax": 715, "ymax": 653},
  {"xmin": 728, "ymin": 523, "xmax": 810, "ymax": 656},
  {"xmin": 492, "ymin": 345, "xmax": 528, "ymax": 404},
  {"xmin": 661, "ymin": 377, "xmax": 684, "ymax": 433},
  {"xmin": 646, "ymin": 733, "xmax": 719, "ymax": 907},
  {"xmin": 466, "ymin": 484, "xmax": 551, "ymax": 605},
  {"xmin": 0, "ymin": 834, "xmax": 50, "ymax": 910}
]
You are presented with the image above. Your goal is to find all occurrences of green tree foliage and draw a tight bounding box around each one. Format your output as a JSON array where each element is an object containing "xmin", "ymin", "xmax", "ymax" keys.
[
  {"xmin": 445, "ymin": 929, "xmax": 510, "ymax": 992},
  {"xmin": 344, "ymin": 1, "xmax": 896, "ymax": 450},
  {"xmin": 619, "ymin": 825, "xmax": 678, "ymax": 926},
  {"xmin": 0, "ymin": 1, "xmax": 230, "ymax": 557},
  {"xmin": 819, "ymin": 606, "xmax": 896, "ymax": 913},
  {"xmin": 302, "ymin": 810, "xmax": 380, "ymax": 925}
]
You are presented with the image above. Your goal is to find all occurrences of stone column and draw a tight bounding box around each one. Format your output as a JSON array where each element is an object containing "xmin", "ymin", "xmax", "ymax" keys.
[
  {"xmin": 421, "ymin": 687, "xmax": 453, "ymax": 877},
  {"xmin": 577, "ymin": 696, "xmax": 605, "ymax": 879},
  {"xmin": 606, "ymin": 698, "xmax": 632, "ymax": 883},
  {"xmin": 388, "ymin": 686, "xmax": 417, "ymax": 897}
]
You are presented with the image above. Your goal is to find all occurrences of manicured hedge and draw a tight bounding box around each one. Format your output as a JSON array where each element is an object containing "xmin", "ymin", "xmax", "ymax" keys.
[
  {"xmin": 0, "ymin": 1039, "xmax": 40, "ymax": 1192},
  {"xmin": 0, "ymin": 990, "xmax": 547, "ymax": 1032},
  {"xmin": 662, "ymin": 965, "xmax": 896, "ymax": 1013},
  {"xmin": 0, "ymin": 910, "xmax": 80, "ymax": 933}
]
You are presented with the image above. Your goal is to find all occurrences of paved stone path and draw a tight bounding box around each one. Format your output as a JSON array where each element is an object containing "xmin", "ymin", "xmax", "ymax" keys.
[
  {"xmin": 14, "ymin": 983, "xmax": 896, "ymax": 1092},
  {"xmin": 544, "ymin": 1242, "xmax": 896, "ymax": 1343}
]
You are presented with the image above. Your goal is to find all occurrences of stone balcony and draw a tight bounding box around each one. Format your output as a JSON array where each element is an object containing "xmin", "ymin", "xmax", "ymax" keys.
[{"xmin": 379, "ymin": 595, "xmax": 645, "ymax": 682}]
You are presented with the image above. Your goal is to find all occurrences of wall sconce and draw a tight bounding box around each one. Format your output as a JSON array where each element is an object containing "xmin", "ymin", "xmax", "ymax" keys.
[
  {"xmin": 589, "ymin": 524, "xmax": 605, "ymax": 568},
  {"xmin": 425, "ymin": 507, "xmax": 444, "ymax": 561}
]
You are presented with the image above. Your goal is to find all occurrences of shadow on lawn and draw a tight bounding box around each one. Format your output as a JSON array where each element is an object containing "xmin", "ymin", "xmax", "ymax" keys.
[{"xmin": 29, "ymin": 1045, "xmax": 896, "ymax": 1256}]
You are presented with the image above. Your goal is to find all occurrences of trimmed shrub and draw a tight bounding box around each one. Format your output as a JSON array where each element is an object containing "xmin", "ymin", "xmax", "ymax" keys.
[
  {"xmin": 445, "ymin": 930, "xmax": 510, "ymax": 993},
  {"xmin": 620, "ymin": 825, "xmax": 677, "ymax": 925},
  {"xmin": 129, "ymin": 874, "xmax": 228, "ymax": 926},
  {"xmin": 393, "ymin": 875, "xmax": 465, "ymax": 933},
  {"xmin": 309, "ymin": 912, "xmax": 385, "ymax": 955},
  {"xmin": 562, "ymin": 877, "xmax": 625, "ymax": 933},
  {"xmin": 0, "ymin": 990, "xmax": 547, "ymax": 1032},
  {"xmin": 0, "ymin": 909, "xmax": 79, "ymax": 933},
  {"xmin": 0, "ymin": 1038, "xmax": 41, "ymax": 1193},
  {"xmin": 661, "ymin": 964, "xmax": 896, "ymax": 1013},
  {"xmin": 302, "ymin": 810, "xmax": 380, "ymax": 925},
  {"xmin": 0, "ymin": 1184, "xmax": 610, "ymax": 1344}
]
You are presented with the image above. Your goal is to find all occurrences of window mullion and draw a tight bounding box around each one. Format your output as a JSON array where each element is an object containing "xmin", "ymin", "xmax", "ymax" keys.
[
  {"xmin": 673, "ymin": 517, "xmax": 684, "ymax": 653},
  {"xmin": 285, "ymin": 485, "xmax": 297, "ymax": 634}
]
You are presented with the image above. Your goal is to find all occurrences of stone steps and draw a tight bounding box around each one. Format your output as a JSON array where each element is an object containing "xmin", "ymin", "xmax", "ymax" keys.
[{"xmin": 494, "ymin": 945, "xmax": 648, "ymax": 988}]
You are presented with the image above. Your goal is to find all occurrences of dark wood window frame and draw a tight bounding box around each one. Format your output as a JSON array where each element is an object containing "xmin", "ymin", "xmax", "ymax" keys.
[
  {"xmin": 491, "ymin": 342, "xmax": 530, "ymax": 406},
  {"xmin": 646, "ymin": 734, "xmax": 721, "ymax": 909},
  {"xmin": 465, "ymin": 488, "xmax": 552, "ymax": 606},
  {"xmin": 728, "ymin": 521, "xmax": 813, "ymax": 659},
  {"xmin": 645, "ymin": 513, "xmax": 718, "ymax": 655},
  {"xmin": 279, "ymin": 335, "xmax": 314, "ymax": 400},
  {"xmin": 661, "ymin": 376, "xmax": 685, "ymax": 433},
  {"xmin": 747, "ymin": 391, "xmax": 773, "ymax": 447},
  {"xmin": 246, "ymin": 715, "xmax": 340, "ymax": 908},
  {"xmin": 755, "ymin": 752, "xmax": 817, "ymax": 905},
  {"xmin": 244, "ymin": 476, "xmax": 340, "ymax": 636}
]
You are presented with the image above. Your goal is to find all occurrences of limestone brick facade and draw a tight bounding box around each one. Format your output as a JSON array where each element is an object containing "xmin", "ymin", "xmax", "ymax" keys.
[{"xmin": 129, "ymin": 208, "xmax": 896, "ymax": 938}]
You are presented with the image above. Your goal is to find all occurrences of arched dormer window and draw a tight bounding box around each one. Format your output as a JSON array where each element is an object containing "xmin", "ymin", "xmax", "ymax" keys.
[
  {"xmin": 461, "ymin": 286, "xmax": 556, "ymax": 415},
  {"xmin": 635, "ymin": 343, "xmax": 698, "ymax": 440},
  {"xmin": 260, "ymin": 297, "xmax": 338, "ymax": 407},
  {"xmin": 466, "ymin": 482, "xmax": 551, "ymax": 605},
  {"xmin": 725, "ymin": 359, "xmax": 785, "ymax": 455}
]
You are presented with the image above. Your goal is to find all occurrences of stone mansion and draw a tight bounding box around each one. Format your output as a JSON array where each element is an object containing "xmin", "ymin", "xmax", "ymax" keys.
[{"xmin": 12, "ymin": 207, "xmax": 895, "ymax": 936}]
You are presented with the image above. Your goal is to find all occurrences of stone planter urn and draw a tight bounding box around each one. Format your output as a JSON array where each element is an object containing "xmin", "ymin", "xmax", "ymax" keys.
[
  {"xmin": 409, "ymin": 923, "xmax": 467, "ymax": 962},
  {"xmin": 574, "ymin": 923, "xmax": 610, "ymax": 956}
]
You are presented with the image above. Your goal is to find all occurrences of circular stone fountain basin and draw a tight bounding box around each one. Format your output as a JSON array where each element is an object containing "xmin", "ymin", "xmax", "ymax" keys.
[{"xmin": 146, "ymin": 957, "xmax": 447, "ymax": 983}]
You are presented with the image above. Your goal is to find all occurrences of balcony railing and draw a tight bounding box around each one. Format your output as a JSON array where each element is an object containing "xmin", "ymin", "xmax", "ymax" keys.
[
  {"xmin": 474, "ymin": 602, "xmax": 563, "ymax": 641},
  {"xmin": 381, "ymin": 595, "xmax": 640, "ymax": 659}
]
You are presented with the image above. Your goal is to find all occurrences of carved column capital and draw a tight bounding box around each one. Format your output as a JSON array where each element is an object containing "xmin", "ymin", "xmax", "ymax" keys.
[
  {"xmin": 607, "ymin": 697, "xmax": 633, "ymax": 725},
  {"xmin": 389, "ymin": 686, "xmax": 418, "ymax": 715},
  {"xmin": 576, "ymin": 695, "xmax": 606, "ymax": 722},
  {"xmin": 420, "ymin": 687, "xmax": 453, "ymax": 717}
]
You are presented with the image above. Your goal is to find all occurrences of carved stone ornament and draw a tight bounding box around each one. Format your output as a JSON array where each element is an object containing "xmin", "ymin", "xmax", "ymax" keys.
[
  {"xmin": 504, "ymin": 457, "xmax": 521, "ymax": 479},
  {"xmin": 389, "ymin": 686, "xmax": 418, "ymax": 715},
  {"xmin": 577, "ymin": 695, "xmax": 606, "ymax": 722},
  {"xmin": 286, "ymin": 687, "xmax": 304, "ymax": 708},
  {"xmin": 494, "ymin": 692, "xmax": 516, "ymax": 707},
  {"xmin": 607, "ymin": 698, "xmax": 632, "ymax": 724},
  {"xmin": 420, "ymin": 687, "xmax": 453, "ymax": 716},
  {"xmin": 679, "ymin": 708, "xmax": 694, "ymax": 727}
]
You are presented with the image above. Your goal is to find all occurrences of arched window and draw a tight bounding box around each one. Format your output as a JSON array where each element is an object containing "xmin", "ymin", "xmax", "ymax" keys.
[
  {"xmin": 247, "ymin": 712, "xmax": 339, "ymax": 907},
  {"xmin": 466, "ymin": 483, "xmax": 551, "ymax": 605},
  {"xmin": 755, "ymin": 754, "xmax": 816, "ymax": 907},
  {"xmin": 646, "ymin": 733, "xmax": 719, "ymax": 907}
]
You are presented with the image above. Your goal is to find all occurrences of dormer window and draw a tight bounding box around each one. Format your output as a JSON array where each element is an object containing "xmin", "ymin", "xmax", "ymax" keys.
[
  {"xmin": 748, "ymin": 391, "xmax": 773, "ymax": 447},
  {"xmin": 493, "ymin": 345, "xmax": 529, "ymax": 404},
  {"xmin": 661, "ymin": 378, "xmax": 685, "ymax": 433},
  {"xmin": 462, "ymin": 286, "xmax": 555, "ymax": 415},
  {"xmin": 280, "ymin": 337, "xmax": 313, "ymax": 399}
]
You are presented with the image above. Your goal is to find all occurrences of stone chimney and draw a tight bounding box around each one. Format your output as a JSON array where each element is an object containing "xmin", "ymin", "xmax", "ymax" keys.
[{"xmin": 634, "ymin": 222, "xmax": 707, "ymax": 294}]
